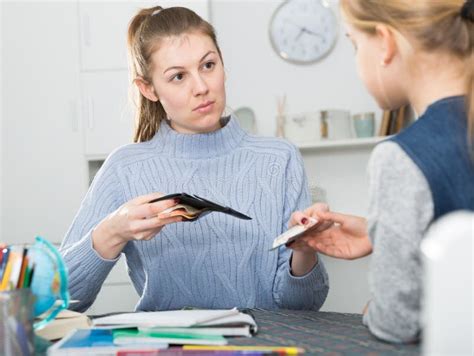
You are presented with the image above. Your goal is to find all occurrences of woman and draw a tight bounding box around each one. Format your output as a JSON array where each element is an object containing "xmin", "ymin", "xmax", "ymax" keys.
[
  {"xmin": 288, "ymin": 0, "xmax": 474, "ymax": 344},
  {"xmin": 60, "ymin": 5, "xmax": 328, "ymax": 312}
]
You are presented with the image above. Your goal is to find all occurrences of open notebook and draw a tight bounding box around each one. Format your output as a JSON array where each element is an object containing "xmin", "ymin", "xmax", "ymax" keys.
[{"xmin": 92, "ymin": 308, "xmax": 257, "ymax": 337}]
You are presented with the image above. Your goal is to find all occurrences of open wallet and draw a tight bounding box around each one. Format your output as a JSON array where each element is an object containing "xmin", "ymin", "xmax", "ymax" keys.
[{"xmin": 149, "ymin": 193, "xmax": 252, "ymax": 222}]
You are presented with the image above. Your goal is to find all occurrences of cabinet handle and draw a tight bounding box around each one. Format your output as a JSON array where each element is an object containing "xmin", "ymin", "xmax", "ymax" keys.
[{"xmin": 87, "ymin": 97, "xmax": 94, "ymax": 130}]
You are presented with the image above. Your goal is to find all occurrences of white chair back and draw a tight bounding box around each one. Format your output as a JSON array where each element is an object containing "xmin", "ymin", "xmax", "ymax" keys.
[{"xmin": 421, "ymin": 211, "xmax": 473, "ymax": 356}]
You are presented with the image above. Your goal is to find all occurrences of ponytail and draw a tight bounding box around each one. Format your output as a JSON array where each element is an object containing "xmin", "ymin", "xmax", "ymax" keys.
[
  {"xmin": 467, "ymin": 23, "xmax": 474, "ymax": 150},
  {"xmin": 461, "ymin": 0, "xmax": 474, "ymax": 150},
  {"xmin": 467, "ymin": 46, "xmax": 473, "ymax": 151},
  {"xmin": 127, "ymin": 6, "xmax": 168, "ymax": 143}
]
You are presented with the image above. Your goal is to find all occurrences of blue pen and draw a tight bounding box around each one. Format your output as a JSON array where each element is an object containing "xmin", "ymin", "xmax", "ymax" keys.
[{"xmin": 0, "ymin": 247, "xmax": 10, "ymax": 282}]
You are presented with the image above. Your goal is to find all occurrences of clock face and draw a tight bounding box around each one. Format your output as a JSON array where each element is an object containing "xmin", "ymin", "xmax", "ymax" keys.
[{"xmin": 269, "ymin": 0, "xmax": 338, "ymax": 64}]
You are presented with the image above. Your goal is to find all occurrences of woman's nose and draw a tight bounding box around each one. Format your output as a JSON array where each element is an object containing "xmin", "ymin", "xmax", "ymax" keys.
[{"xmin": 192, "ymin": 74, "xmax": 209, "ymax": 96}]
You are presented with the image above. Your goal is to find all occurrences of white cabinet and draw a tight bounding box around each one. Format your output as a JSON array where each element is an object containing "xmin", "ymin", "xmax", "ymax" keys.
[
  {"xmin": 81, "ymin": 71, "xmax": 134, "ymax": 157},
  {"xmin": 79, "ymin": 0, "xmax": 210, "ymax": 71},
  {"xmin": 88, "ymin": 258, "xmax": 139, "ymax": 314},
  {"xmin": 1, "ymin": 2, "xmax": 87, "ymax": 245}
]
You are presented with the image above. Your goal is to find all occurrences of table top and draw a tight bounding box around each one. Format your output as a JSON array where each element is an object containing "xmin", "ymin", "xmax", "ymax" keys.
[
  {"xmin": 36, "ymin": 309, "xmax": 421, "ymax": 355},
  {"xmin": 229, "ymin": 309, "xmax": 420, "ymax": 355}
]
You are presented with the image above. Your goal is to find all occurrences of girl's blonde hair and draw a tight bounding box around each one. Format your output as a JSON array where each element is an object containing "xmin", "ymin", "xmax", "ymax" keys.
[
  {"xmin": 127, "ymin": 6, "xmax": 223, "ymax": 143},
  {"xmin": 340, "ymin": 0, "xmax": 474, "ymax": 143}
]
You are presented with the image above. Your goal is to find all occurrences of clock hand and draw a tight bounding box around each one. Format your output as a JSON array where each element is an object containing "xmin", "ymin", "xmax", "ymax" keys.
[
  {"xmin": 295, "ymin": 28, "xmax": 305, "ymax": 41},
  {"xmin": 302, "ymin": 27, "xmax": 324, "ymax": 40}
]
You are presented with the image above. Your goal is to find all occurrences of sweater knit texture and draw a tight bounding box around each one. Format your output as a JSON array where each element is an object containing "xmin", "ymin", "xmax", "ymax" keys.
[{"xmin": 60, "ymin": 116, "xmax": 329, "ymax": 312}]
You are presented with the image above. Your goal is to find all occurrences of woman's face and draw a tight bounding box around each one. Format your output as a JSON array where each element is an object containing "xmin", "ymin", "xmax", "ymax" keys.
[{"xmin": 148, "ymin": 31, "xmax": 226, "ymax": 134}]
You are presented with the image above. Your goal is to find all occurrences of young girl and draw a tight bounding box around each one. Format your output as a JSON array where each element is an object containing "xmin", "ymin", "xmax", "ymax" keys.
[
  {"xmin": 60, "ymin": 6, "xmax": 328, "ymax": 312},
  {"xmin": 288, "ymin": 0, "xmax": 474, "ymax": 344}
]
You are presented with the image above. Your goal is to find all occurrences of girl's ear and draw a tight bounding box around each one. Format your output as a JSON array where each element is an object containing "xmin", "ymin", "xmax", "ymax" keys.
[
  {"xmin": 134, "ymin": 77, "xmax": 159, "ymax": 102},
  {"xmin": 375, "ymin": 24, "xmax": 397, "ymax": 66}
]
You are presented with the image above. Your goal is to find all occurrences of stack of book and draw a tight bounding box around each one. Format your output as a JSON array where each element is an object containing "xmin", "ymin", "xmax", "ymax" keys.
[{"xmin": 47, "ymin": 308, "xmax": 263, "ymax": 355}]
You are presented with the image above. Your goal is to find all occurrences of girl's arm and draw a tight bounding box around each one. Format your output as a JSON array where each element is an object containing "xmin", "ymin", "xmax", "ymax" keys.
[{"xmin": 363, "ymin": 141, "xmax": 433, "ymax": 343}]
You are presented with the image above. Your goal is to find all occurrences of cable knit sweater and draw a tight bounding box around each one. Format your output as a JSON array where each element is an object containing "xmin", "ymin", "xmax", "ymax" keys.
[{"xmin": 60, "ymin": 116, "xmax": 329, "ymax": 312}]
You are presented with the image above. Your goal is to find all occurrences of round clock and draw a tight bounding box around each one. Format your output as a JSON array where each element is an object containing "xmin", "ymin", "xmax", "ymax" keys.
[{"xmin": 269, "ymin": 0, "xmax": 338, "ymax": 64}]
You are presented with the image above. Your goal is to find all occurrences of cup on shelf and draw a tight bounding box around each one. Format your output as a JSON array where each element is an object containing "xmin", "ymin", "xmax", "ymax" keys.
[
  {"xmin": 352, "ymin": 112, "xmax": 375, "ymax": 138},
  {"xmin": 283, "ymin": 111, "xmax": 322, "ymax": 144},
  {"xmin": 321, "ymin": 110, "xmax": 352, "ymax": 140}
]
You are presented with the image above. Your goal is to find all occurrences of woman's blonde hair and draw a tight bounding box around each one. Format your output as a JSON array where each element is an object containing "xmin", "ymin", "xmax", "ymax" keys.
[
  {"xmin": 127, "ymin": 6, "xmax": 223, "ymax": 142},
  {"xmin": 340, "ymin": 0, "xmax": 474, "ymax": 144}
]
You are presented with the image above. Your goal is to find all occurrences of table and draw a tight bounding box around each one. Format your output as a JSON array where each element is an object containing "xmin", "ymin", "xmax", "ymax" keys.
[
  {"xmin": 35, "ymin": 309, "xmax": 421, "ymax": 355},
  {"xmin": 229, "ymin": 309, "xmax": 420, "ymax": 355}
]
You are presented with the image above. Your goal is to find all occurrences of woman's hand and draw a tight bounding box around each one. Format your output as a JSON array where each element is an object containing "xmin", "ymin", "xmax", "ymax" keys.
[
  {"xmin": 92, "ymin": 192, "xmax": 183, "ymax": 259},
  {"xmin": 286, "ymin": 203, "xmax": 332, "ymax": 276},
  {"xmin": 287, "ymin": 205, "xmax": 372, "ymax": 260}
]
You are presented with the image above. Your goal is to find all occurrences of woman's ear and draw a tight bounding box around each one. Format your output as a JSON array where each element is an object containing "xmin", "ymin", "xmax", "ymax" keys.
[
  {"xmin": 374, "ymin": 24, "xmax": 397, "ymax": 66},
  {"xmin": 134, "ymin": 77, "xmax": 159, "ymax": 102}
]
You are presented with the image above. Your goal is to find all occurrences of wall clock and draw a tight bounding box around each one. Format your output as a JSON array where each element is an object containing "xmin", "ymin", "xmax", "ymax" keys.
[{"xmin": 269, "ymin": 0, "xmax": 338, "ymax": 64}]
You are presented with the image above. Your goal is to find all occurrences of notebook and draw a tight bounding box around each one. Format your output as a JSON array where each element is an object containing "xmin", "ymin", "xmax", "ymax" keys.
[
  {"xmin": 140, "ymin": 312, "xmax": 257, "ymax": 337},
  {"xmin": 112, "ymin": 328, "xmax": 228, "ymax": 346},
  {"xmin": 92, "ymin": 308, "xmax": 241, "ymax": 329},
  {"xmin": 47, "ymin": 329, "xmax": 167, "ymax": 355},
  {"xmin": 36, "ymin": 309, "xmax": 91, "ymax": 341}
]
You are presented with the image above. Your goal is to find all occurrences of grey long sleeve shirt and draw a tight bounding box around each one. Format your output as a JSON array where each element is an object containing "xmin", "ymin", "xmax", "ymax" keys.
[{"xmin": 363, "ymin": 141, "xmax": 434, "ymax": 343}]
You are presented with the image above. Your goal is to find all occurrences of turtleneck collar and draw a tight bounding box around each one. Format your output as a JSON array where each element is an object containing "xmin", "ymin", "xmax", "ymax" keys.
[{"xmin": 151, "ymin": 115, "xmax": 247, "ymax": 159}]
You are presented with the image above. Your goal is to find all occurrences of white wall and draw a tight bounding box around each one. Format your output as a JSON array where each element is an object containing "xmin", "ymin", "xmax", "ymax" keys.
[
  {"xmin": 212, "ymin": 0, "xmax": 380, "ymax": 135},
  {"xmin": 212, "ymin": 0, "xmax": 378, "ymax": 312}
]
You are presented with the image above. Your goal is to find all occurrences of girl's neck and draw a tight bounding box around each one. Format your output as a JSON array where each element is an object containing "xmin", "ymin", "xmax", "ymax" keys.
[{"xmin": 405, "ymin": 54, "xmax": 467, "ymax": 116}]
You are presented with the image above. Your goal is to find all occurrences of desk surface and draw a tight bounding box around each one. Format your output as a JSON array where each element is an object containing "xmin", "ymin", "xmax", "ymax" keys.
[
  {"xmin": 230, "ymin": 309, "xmax": 420, "ymax": 355},
  {"xmin": 37, "ymin": 309, "xmax": 421, "ymax": 355}
]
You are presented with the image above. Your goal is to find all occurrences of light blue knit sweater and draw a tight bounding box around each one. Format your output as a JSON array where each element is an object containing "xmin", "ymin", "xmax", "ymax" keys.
[{"xmin": 60, "ymin": 116, "xmax": 329, "ymax": 312}]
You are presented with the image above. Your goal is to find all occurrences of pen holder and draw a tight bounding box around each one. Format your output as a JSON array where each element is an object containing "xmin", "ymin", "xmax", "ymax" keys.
[{"xmin": 0, "ymin": 288, "xmax": 35, "ymax": 356}]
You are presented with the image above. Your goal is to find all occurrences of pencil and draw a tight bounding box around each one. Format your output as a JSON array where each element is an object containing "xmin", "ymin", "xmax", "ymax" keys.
[{"xmin": 183, "ymin": 346, "xmax": 304, "ymax": 355}]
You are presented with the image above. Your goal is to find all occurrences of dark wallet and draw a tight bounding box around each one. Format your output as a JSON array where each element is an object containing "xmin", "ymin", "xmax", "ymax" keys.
[{"xmin": 149, "ymin": 193, "xmax": 252, "ymax": 221}]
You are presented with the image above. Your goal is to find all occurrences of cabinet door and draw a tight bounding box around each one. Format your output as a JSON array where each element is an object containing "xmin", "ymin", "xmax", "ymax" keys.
[
  {"xmin": 81, "ymin": 71, "xmax": 134, "ymax": 157},
  {"xmin": 2, "ymin": 2, "xmax": 86, "ymax": 244},
  {"xmin": 88, "ymin": 283, "xmax": 139, "ymax": 314},
  {"xmin": 79, "ymin": 0, "xmax": 209, "ymax": 71}
]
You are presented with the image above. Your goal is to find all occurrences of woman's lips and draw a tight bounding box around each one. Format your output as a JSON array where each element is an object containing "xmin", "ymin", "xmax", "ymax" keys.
[{"xmin": 193, "ymin": 101, "xmax": 214, "ymax": 114}]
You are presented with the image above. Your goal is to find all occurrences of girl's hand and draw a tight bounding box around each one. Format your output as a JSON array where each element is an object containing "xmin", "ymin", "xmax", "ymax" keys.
[
  {"xmin": 287, "ymin": 205, "xmax": 372, "ymax": 260},
  {"xmin": 287, "ymin": 203, "xmax": 334, "ymax": 254},
  {"xmin": 92, "ymin": 192, "xmax": 183, "ymax": 259}
]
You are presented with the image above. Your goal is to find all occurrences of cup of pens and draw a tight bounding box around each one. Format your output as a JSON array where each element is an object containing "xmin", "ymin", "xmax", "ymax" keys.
[
  {"xmin": 0, "ymin": 288, "xmax": 35, "ymax": 355},
  {"xmin": 0, "ymin": 236, "xmax": 70, "ymax": 355}
]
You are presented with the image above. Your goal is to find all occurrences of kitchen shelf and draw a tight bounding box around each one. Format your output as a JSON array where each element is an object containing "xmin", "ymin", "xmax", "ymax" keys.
[{"xmin": 297, "ymin": 136, "xmax": 389, "ymax": 150}]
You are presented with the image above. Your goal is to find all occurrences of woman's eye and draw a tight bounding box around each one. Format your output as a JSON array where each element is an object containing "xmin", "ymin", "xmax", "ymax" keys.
[
  {"xmin": 171, "ymin": 73, "xmax": 184, "ymax": 82},
  {"xmin": 203, "ymin": 61, "xmax": 215, "ymax": 70}
]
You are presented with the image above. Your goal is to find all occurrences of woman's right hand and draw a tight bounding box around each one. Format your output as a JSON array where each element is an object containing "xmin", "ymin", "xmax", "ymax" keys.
[{"xmin": 92, "ymin": 192, "xmax": 182, "ymax": 259}]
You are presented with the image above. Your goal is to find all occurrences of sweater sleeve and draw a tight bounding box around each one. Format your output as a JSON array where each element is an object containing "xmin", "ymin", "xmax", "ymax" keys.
[
  {"xmin": 363, "ymin": 141, "xmax": 434, "ymax": 343},
  {"xmin": 272, "ymin": 145, "xmax": 329, "ymax": 310},
  {"xmin": 60, "ymin": 154, "xmax": 126, "ymax": 312}
]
